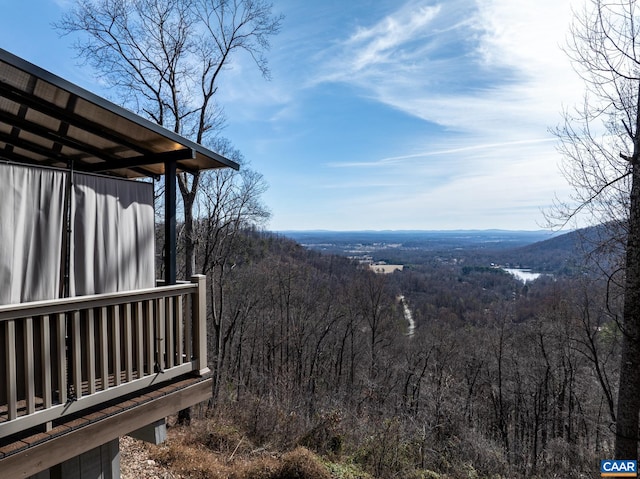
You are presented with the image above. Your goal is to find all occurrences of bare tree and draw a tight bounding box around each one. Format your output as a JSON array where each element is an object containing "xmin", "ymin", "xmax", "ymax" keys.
[
  {"xmin": 56, "ymin": 0, "xmax": 283, "ymax": 279},
  {"xmin": 550, "ymin": 0, "xmax": 640, "ymax": 459},
  {"xmin": 195, "ymin": 141, "xmax": 270, "ymax": 397},
  {"xmin": 56, "ymin": 0, "xmax": 281, "ymax": 424}
]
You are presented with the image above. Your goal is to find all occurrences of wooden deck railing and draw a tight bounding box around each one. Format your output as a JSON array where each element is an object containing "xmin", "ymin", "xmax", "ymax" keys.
[{"xmin": 0, "ymin": 275, "xmax": 208, "ymax": 440}]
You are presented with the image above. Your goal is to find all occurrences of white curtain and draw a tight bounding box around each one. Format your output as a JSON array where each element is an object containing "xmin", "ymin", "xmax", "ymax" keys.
[
  {"xmin": 0, "ymin": 163, "xmax": 66, "ymax": 304},
  {"xmin": 0, "ymin": 163, "xmax": 155, "ymax": 305},
  {"xmin": 70, "ymin": 173, "xmax": 155, "ymax": 296}
]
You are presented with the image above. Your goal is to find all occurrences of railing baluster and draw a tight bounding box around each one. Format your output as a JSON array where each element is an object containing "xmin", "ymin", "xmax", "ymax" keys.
[
  {"xmin": 56, "ymin": 313, "xmax": 67, "ymax": 404},
  {"xmin": 166, "ymin": 297, "xmax": 174, "ymax": 369},
  {"xmin": 145, "ymin": 300, "xmax": 153, "ymax": 375},
  {"xmin": 24, "ymin": 317, "xmax": 35, "ymax": 415},
  {"xmin": 124, "ymin": 303, "xmax": 133, "ymax": 382},
  {"xmin": 72, "ymin": 311, "xmax": 82, "ymax": 399},
  {"xmin": 98, "ymin": 307, "xmax": 109, "ymax": 390},
  {"xmin": 156, "ymin": 298, "xmax": 165, "ymax": 373},
  {"xmin": 86, "ymin": 309, "xmax": 96, "ymax": 395},
  {"xmin": 41, "ymin": 314, "xmax": 52, "ymax": 409},
  {"xmin": 136, "ymin": 302, "xmax": 145, "ymax": 379},
  {"xmin": 5, "ymin": 319, "xmax": 17, "ymax": 420},
  {"xmin": 184, "ymin": 292, "xmax": 192, "ymax": 361},
  {"xmin": 176, "ymin": 295, "xmax": 184, "ymax": 365},
  {"xmin": 113, "ymin": 305, "xmax": 122, "ymax": 387}
]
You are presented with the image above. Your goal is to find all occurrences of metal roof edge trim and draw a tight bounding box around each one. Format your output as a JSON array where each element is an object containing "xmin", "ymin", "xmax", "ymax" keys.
[{"xmin": 0, "ymin": 48, "xmax": 239, "ymax": 171}]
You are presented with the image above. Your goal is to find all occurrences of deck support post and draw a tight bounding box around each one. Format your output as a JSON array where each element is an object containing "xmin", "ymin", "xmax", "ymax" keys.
[{"xmin": 191, "ymin": 274, "xmax": 209, "ymax": 376}]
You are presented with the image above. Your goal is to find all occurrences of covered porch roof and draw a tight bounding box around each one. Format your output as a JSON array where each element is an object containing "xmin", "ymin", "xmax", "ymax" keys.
[
  {"xmin": 0, "ymin": 48, "xmax": 239, "ymax": 284},
  {"xmin": 0, "ymin": 48, "xmax": 239, "ymax": 178}
]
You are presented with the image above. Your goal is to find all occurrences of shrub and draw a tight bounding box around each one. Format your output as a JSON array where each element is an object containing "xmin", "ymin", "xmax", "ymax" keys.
[
  {"xmin": 323, "ymin": 460, "xmax": 373, "ymax": 479},
  {"xmin": 199, "ymin": 420, "xmax": 253, "ymax": 457},
  {"xmin": 232, "ymin": 447, "xmax": 331, "ymax": 479},
  {"xmin": 297, "ymin": 410, "xmax": 344, "ymax": 458},
  {"xmin": 277, "ymin": 447, "xmax": 333, "ymax": 479}
]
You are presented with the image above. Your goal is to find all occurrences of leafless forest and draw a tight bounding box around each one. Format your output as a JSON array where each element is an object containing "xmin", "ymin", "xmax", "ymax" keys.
[{"xmin": 164, "ymin": 226, "xmax": 618, "ymax": 479}]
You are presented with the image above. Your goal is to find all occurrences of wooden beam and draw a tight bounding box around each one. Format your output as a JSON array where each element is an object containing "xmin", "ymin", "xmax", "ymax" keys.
[
  {"xmin": 0, "ymin": 378, "xmax": 212, "ymax": 479},
  {"xmin": 83, "ymin": 148, "xmax": 196, "ymax": 174}
]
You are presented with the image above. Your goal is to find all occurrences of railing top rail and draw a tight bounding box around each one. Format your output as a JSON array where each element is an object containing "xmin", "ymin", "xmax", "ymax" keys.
[{"xmin": 0, "ymin": 282, "xmax": 197, "ymax": 322}]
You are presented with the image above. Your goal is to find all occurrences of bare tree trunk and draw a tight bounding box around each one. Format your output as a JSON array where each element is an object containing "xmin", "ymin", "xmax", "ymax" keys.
[
  {"xmin": 616, "ymin": 161, "xmax": 640, "ymax": 459},
  {"xmin": 177, "ymin": 172, "xmax": 199, "ymax": 425},
  {"xmin": 210, "ymin": 262, "xmax": 227, "ymax": 400},
  {"xmin": 492, "ymin": 315, "xmax": 510, "ymax": 457}
]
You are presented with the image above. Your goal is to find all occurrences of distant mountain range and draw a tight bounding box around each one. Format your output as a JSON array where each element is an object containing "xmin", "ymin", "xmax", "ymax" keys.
[
  {"xmin": 279, "ymin": 226, "xmax": 620, "ymax": 276},
  {"xmin": 503, "ymin": 223, "xmax": 624, "ymax": 273},
  {"xmin": 280, "ymin": 229, "xmax": 560, "ymax": 251}
]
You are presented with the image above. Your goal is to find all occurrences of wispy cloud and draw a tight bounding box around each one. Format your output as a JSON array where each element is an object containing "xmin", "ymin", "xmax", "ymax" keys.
[
  {"xmin": 313, "ymin": 1, "xmax": 470, "ymax": 90},
  {"xmin": 312, "ymin": 0, "xmax": 581, "ymax": 138},
  {"xmin": 332, "ymin": 146, "xmax": 568, "ymax": 230},
  {"xmin": 324, "ymin": 2, "xmax": 442, "ymax": 78},
  {"xmin": 328, "ymin": 138, "xmax": 557, "ymax": 168},
  {"xmin": 51, "ymin": 0, "xmax": 73, "ymax": 9}
]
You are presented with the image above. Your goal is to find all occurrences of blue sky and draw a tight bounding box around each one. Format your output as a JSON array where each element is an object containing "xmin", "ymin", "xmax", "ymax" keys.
[{"xmin": 0, "ymin": 0, "xmax": 584, "ymax": 231}]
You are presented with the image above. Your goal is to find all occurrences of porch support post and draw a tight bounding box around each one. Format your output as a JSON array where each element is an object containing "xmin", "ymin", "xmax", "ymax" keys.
[{"xmin": 164, "ymin": 160, "xmax": 177, "ymax": 286}]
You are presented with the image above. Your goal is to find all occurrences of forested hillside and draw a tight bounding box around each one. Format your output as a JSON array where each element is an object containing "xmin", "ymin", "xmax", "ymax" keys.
[{"xmin": 151, "ymin": 228, "xmax": 620, "ymax": 479}]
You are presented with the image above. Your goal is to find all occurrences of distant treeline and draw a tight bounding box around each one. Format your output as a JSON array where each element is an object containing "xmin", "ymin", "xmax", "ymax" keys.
[{"xmin": 461, "ymin": 265, "xmax": 508, "ymax": 275}]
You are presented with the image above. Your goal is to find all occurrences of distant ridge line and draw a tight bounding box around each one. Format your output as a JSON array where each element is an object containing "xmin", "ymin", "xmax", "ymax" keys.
[{"xmin": 277, "ymin": 229, "xmax": 556, "ymax": 234}]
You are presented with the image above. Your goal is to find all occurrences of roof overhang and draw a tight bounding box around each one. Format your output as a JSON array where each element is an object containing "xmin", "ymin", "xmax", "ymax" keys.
[{"xmin": 0, "ymin": 48, "xmax": 239, "ymax": 179}]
